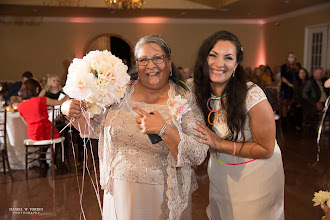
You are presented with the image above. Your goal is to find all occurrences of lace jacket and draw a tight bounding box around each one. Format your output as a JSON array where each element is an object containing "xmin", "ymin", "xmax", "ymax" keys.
[{"xmin": 85, "ymin": 80, "xmax": 208, "ymax": 219}]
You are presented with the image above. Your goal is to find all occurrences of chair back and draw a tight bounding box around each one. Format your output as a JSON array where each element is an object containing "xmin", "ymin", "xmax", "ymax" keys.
[
  {"xmin": 48, "ymin": 106, "xmax": 64, "ymax": 140},
  {"xmin": 0, "ymin": 109, "xmax": 7, "ymax": 150}
]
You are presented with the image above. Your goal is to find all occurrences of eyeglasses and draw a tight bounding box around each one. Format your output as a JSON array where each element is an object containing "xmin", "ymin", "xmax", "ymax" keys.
[{"xmin": 136, "ymin": 55, "xmax": 166, "ymax": 66}]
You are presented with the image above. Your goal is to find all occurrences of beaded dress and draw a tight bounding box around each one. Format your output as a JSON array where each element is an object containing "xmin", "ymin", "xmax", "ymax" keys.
[{"xmin": 86, "ymin": 80, "xmax": 208, "ymax": 220}]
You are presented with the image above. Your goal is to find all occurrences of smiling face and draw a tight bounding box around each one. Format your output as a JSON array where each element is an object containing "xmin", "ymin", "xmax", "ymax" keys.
[
  {"xmin": 136, "ymin": 43, "xmax": 172, "ymax": 90},
  {"xmin": 208, "ymin": 40, "xmax": 238, "ymax": 90}
]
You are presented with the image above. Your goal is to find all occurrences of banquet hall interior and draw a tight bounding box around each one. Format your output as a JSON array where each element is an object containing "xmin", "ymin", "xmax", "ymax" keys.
[{"xmin": 0, "ymin": 0, "xmax": 330, "ymax": 219}]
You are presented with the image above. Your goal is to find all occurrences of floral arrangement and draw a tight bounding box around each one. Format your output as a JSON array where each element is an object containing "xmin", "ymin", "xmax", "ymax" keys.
[
  {"xmin": 168, "ymin": 95, "xmax": 191, "ymax": 123},
  {"xmin": 313, "ymin": 190, "xmax": 330, "ymax": 209},
  {"xmin": 63, "ymin": 50, "xmax": 131, "ymax": 117}
]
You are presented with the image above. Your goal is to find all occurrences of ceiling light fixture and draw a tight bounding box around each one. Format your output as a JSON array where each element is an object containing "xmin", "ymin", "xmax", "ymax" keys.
[{"xmin": 104, "ymin": 0, "xmax": 144, "ymax": 10}]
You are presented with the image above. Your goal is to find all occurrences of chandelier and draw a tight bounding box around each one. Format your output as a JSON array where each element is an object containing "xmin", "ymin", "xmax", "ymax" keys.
[{"xmin": 104, "ymin": 0, "xmax": 144, "ymax": 10}]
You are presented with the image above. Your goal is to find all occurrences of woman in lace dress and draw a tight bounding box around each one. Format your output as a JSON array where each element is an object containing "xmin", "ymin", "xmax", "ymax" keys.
[
  {"xmin": 193, "ymin": 30, "xmax": 285, "ymax": 219},
  {"xmin": 61, "ymin": 35, "xmax": 208, "ymax": 220}
]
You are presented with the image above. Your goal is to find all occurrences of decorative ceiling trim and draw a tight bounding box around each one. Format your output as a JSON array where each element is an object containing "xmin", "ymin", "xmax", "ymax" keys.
[
  {"xmin": 0, "ymin": 2, "xmax": 328, "ymax": 25},
  {"xmin": 35, "ymin": 16, "xmax": 265, "ymax": 24},
  {"xmin": 263, "ymin": 1, "xmax": 330, "ymax": 24}
]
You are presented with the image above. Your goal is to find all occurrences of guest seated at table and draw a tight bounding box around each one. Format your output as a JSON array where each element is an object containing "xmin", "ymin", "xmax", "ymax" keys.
[
  {"xmin": 39, "ymin": 74, "xmax": 68, "ymax": 100},
  {"xmin": 9, "ymin": 96, "xmax": 22, "ymax": 110},
  {"xmin": 251, "ymin": 67, "xmax": 262, "ymax": 87},
  {"xmin": 302, "ymin": 67, "xmax": 329, "ymax": 131},
  {"xmin": 17, "ymin": 79, "xmax": 66, "ymax": 167},
  {"xmin": 261, "ymin": 65, "xmax": 275, "ymax": 88},
  {"xmin": 39, "ymin": 74, "xmax": 83, "ymax": 165},
  {"xmin": 5, "ymin": 71, "xmax": 33, "ymax": 105}
]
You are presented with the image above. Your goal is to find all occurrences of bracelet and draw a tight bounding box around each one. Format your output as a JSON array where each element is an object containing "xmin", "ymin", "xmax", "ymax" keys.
[
  {"xmin": 232, "ymin": 142, "xmax": 236, "ymax": 156},
  {"xmin": 158, "ymin": 122, "xmax": 168, "ymax": 137}
]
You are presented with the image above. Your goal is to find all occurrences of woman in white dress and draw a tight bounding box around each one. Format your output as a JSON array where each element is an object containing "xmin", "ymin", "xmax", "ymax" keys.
[
  {"xmin": 61, "ymin": 35, "xmax": 208, "ymax": 220},
  {"xmin": 193, "ymin": 30, "xmax": 285, "ymax": 219}
]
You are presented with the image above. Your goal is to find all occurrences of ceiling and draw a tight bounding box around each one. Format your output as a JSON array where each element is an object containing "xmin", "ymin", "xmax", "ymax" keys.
[{"xmin": 0, "ymin": 0, "xmax": 330, "ymax": 20}]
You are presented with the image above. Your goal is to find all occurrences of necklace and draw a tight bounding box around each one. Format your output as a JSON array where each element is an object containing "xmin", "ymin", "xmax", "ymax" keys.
[
  {"xmin": 126, "ymin": 78, "xmax": 192, "ymax": 121},
  {"xmin": 207, "ymin": 94, "xmax": 227, "ymax": 125}
]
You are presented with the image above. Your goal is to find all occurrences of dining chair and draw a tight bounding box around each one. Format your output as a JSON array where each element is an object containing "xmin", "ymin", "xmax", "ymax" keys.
[
  {"xmin": 0, "ymin": 108, "xmax": 14, "ymax": 181},
  {"xmin": 25, "ymin": 106, "xmax": 65, "ymax": 180}
]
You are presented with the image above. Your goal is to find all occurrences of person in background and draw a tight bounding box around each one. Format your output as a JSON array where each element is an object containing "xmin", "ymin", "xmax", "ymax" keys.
[
  {"xmin": 5, "ymin": 71, "xmax": 33, "ymax": 105},
  {"xmin": 17, "ymin": 79, "xmax": 66, "ymax": 168},
  {"xmin": 274, "ymin": 66, "xmax": 282, "ymax": 86},
  {"xmin": 61, "ymin": 35, "xmax": 208, "ymax": 219},
  {"xmin": 39, "ymin": 76, "xmax": 48, "ymax": 89},
  {"xmin": 250, "ymin": 67, "xmax": 262, "ymax": 87},
  {"xmin": 261, "ymin": 65, "xmax": 276, "ymax": 111},
  {"xmin": 280, "ymin": 52, "xmax": 301, "ymax": 125},
  {"xmin": 293, "ymin": 68, "xmax": 309, "ymax": 131},
  {"xmin": 178, "ymin": 66, "xmax": 184, "ymax": 74},
  {"xmin": 39, "ymin": 74, "xmax": 80, "ymax": 165},
  {"xmin": 193, "ymin": 30, "xmax": 284, "ymax": 219},
  {"xmin": 182, "ymin": 67, "xmax": 193, "ymax": 80},
  {"xmin": 39, "ymin": 74, "xmax": 68, "ymax": 100},
  {"xmin": 261, "ymin": 65, "xmax": 274, "ymax": 88},
  {"xmin": 244, "ymin": 66, "xmax": 253, "ymax": 81},
  {"xmin": 258, "ymin": 64, "xmax": 265, "ymax": 74},
  {"xmin": 302, "ymin": 67, "xmax": 329, "ymax": 131}
]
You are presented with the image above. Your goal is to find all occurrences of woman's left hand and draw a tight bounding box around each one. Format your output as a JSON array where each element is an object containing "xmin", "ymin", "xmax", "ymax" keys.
[
  {"xmin": 132, "ymin": 104, "xmax": 166, "ymax": 134},
  {"xmin": 194, "ymin": 122, "xmax": 221, "ymax": 150}
]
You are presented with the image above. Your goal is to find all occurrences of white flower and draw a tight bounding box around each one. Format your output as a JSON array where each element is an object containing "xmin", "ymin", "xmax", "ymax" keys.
[
  {"xmin": 63, "ymin": 50, "xmax": 130, "ymax": 118},
  {"xmin": 63, "ymin": 71, "xmax": 97, "ymax": 100},
  {"xmin": 312, "ymin": 190, "xmax": 330, "ymax": 209}
]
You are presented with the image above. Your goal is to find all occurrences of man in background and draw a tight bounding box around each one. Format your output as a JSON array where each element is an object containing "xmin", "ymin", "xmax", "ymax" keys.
[
  {"xmin": 5, "ymin": 71, "xmax": 33, "ymax": 105},
  {"xmin": 302, "ymin": 67, "xmax": 329, "ymax": 130}
]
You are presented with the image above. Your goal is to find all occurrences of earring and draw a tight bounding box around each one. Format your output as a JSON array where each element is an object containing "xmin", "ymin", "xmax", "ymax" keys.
[
  {"xmin": 170, "ymin": 70, "xmax": 173, "ymax": 76},
  {"xmin": 232, "ymin": 69, "xmax": 236, "ymax": 77}
]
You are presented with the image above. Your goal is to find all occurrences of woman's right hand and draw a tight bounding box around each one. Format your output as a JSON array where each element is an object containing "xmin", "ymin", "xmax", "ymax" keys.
[{"xmin": 61, "ymin": 99, "xmax": 83, "ymax": 118}]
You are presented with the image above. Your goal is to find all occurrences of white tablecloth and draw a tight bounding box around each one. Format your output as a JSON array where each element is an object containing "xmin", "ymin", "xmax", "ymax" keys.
[
  {"xmin": 1, "ymin": 107, "xmax": 64, "ymax": 171},
  {"xmin": 1, "ymin": 111, "xmax": 29, "ymax": 170}
]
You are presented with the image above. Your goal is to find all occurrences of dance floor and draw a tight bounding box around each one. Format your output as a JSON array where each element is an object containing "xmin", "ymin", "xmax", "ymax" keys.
[{"xmin": 0, "ymin": 122, "xmax": 329, "ymax": 220}]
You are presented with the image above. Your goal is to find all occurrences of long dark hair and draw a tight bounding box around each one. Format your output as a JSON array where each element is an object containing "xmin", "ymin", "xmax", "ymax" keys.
[
  {"xmin": 194, "ymin": 30, "xmax": 248, "ymax": 142},
  {"xmin": 296, "ymin": 68, "xmax": 309, "ymax": 86},
  {"xmin": 20, "ymin": 78, "xmax": 41, "ymax": 100},
  {"xmin": 129, "ymin": 35, "xmax": 185, "ymax": 89}
]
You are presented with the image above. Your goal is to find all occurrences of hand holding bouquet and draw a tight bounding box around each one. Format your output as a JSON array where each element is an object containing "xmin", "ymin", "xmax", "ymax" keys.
[{"xmin": 63, "ymin": 50, "xmax": 131, "ymax": 117}]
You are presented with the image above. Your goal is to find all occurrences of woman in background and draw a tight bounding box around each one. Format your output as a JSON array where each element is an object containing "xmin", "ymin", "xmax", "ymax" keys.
[
  {"xmin": 280, "ymin": 52, "xmax": 301, "ymax": 125},
  {"xmin": 18, "ymin": 79, "xmax": 66, "ymax": 167},
  {"xmin": 39, "ymin": 74, "xmax": 68, "ymax": 100},
  {"xmin": 293, "ymin": 68, "xmax": 309, "ymax": 131},
  {"xmin": 193, "ymin": 30, "xmax": 284, "ymax": 219}
]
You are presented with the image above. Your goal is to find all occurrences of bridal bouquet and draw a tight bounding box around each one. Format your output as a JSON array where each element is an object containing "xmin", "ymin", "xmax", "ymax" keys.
[
  {"xmin": 313, "ymin": 190, "xmax": 330, "ymax": 209},
  {"xmin": 63, "ymin": 50, "xmax": 131, "ymax": 117}
]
